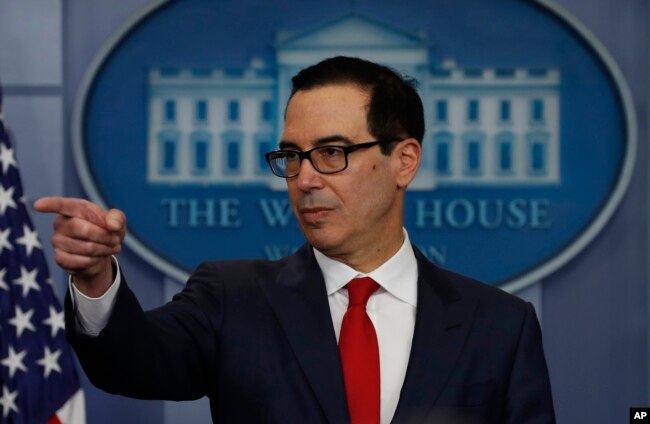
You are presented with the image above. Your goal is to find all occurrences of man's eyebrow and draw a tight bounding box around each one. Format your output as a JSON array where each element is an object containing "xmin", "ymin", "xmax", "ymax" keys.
[
  {"xmin": 314, "ymin": 135, "xmax": 353, "ymax": 146},
  {"xmin": 278, "ymin": 135, "xmax": 353, "ymax": 150},
  {"xmin": 278, "ymin": 141, "xmax": 300, "ymax": 150}
]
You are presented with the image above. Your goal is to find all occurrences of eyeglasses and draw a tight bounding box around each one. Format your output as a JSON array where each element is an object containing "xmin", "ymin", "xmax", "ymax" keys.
[{"xmin": 265, "ymin": 138, "xmax": 404, "ymax": 178}]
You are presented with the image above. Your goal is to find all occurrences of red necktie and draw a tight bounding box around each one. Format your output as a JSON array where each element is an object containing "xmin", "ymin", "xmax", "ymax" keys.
[{"xmin": 339, "ymin": 277, "xmax": 380, "ymax": 424}]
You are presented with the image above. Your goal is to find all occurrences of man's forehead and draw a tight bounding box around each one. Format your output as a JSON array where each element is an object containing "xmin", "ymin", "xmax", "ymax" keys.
[{"xmin": 283, "ymin": 84, "xmax": 371, "ymax": 145}]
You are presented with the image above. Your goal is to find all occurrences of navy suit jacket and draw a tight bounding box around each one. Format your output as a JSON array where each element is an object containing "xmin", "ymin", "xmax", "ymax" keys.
[{"xmin": 65, "ymin": 244, "xmax": 555, "ymax": 423}]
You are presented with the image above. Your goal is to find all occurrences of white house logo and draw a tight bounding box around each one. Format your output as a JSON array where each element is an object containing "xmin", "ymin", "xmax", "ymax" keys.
[
  {"xmin": 73, "ymin": 0, "xmax": 635, "ymax": 290},
  {"xmin": 147, "ymin": 58, "xmax": 559, "ymax": 191}
]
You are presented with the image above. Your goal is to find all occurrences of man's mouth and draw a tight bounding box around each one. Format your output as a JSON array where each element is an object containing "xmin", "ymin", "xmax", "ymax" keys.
[{"xmin": 299, "ymin": 207, "xmax": 334, "ymax": 224}]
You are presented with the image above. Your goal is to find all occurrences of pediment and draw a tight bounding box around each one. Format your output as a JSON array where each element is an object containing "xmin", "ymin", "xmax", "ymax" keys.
[{"xmin": 276, "ymin": 14, "xmax": 428, "ymax": 48}]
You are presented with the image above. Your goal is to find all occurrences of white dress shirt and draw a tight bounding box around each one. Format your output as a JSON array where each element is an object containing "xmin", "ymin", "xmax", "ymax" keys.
[
  {"xmin": 69, "ymin": 260, "xmax": 121, "ymax": 337},
  {"xmin": 315, "ymin": 231, "xmax": 418, "ymax": 424},
  {"xmin": 71, "ymin": 231, "xmax": 418, "ymax": 423}
]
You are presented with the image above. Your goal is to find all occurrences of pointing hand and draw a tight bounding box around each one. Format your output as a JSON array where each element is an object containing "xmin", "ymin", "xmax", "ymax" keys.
[{"xmin": 34, "ymin": 197, "xmax": 126, "ymax": 296}]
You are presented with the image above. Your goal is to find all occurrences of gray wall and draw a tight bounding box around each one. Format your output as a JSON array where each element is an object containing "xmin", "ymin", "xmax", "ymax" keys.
[{"xmin": 0, "ymin": 0, "xmax": 648, "ymax": 423}]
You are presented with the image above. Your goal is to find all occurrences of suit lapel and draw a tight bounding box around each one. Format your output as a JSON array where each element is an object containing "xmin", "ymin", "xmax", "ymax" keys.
[
  {"xmin": 392, "ymin": 248, "xmax": 478, "ymax": 422},
  {"xmin": 261, "ymin": 244, "xmax": 349, "ymax": 424}
]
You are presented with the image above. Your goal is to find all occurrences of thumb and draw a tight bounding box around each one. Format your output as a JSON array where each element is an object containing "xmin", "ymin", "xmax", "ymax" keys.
[{"xmin": 105, "ymin": 209, "xmax": 126, "ymax": 233}]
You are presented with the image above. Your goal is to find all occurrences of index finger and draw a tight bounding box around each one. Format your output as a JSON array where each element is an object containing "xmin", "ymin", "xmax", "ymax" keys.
[{"xmin": 34, "ymin": 197, "xmax": 108, "ymax": 228}]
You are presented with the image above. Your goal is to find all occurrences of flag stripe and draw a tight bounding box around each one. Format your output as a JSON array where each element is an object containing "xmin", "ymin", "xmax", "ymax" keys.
[{"xmin": 54, "ymin": 389, "xmax": 85, "ymax": 424}]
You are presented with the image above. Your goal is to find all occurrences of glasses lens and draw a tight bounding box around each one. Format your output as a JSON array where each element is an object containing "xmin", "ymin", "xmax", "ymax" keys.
[
  {"xmin": 312, "ymin": 146, "xmax": 346, "ymax": 173},
  {"xmin": 269, "ymin": 151, "xmax": 299, "ymax": 177}
]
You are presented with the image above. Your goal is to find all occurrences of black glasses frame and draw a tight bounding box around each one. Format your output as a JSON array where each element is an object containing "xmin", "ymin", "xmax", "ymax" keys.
[{"xmin": 265, "ymin": 138, "xmax": 404, "ymax": 178}]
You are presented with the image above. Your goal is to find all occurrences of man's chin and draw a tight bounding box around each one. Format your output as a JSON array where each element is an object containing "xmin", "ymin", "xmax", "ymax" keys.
[{"xmin": 303, "ymin": 230, "xmax": 341, "ymax": 253}]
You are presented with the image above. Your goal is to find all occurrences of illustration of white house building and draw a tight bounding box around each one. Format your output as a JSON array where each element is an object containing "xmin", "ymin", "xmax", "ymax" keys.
[{"xmin": 147, "ymin": 14, "xmax": 560, "ymax": 190}]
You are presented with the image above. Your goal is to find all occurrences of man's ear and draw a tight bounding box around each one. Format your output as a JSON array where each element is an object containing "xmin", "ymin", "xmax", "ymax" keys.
[{"xmin": 393, "ymin": 138, "xmax": 422, "ymax": 188}]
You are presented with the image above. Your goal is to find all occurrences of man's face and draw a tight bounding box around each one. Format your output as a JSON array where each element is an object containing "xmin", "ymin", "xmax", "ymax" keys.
[{"xmin": 281, "ymin": 83, "xmax": 406, "ymax": 264}]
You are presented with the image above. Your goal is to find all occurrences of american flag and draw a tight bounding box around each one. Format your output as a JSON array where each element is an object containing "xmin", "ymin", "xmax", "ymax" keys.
[{"xmin": 0, "ymin": 87, "xmax": 85, "ymax": 423}]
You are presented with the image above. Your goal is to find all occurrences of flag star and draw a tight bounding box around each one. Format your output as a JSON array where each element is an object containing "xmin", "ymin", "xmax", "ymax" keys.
[
  {"xmin": 0, "ymin": 386, "xmax": 18, "ymax": 418},
  {"xmin": 0, "ymin": 143, "xmax": 16, "ymax": 175},
  {"xmin": 13, "ymin": 265, "xmax": 40, "ymax": 298},
  {"xmin": 1, "ymin": 346, "xmax": 27, "ymax": 378},
  {"xmin": 0, "ymin": 228, "xmax": 12, "ymax": 255},
  {"xmin": 15, "ymin": 224, "xmax": 41, "ymax": 256},
  {"xmin": 0, "ymin": 185, "xmax": 16, "ymax": 215},
  {"xmin": 8, "ymin": 306, "xmax": 35, "ymax": 337},
  {"xmin": 0, "ymin": 268, "xmax": 8, "ymax": 291},
  {"xmin": 43, "ymin": 306, "xmax": 65, "ymax": 338},
  {"xmin": 36, "ymin": 346, "xmax": 62, "ymax": 378}
]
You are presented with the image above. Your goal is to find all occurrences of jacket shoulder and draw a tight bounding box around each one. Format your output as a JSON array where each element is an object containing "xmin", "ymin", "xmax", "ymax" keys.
[{"xmin": 415, "ymin": 247, "xmax": 530, "ymax": 316}]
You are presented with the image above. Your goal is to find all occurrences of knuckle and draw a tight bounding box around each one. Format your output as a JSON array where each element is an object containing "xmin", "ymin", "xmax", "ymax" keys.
[
  {"xmin": 53, "ymin": 249, "xmax": 68, "ymax": 266},
  {"xmin": 75, "ymin": 220, "xmax": 94, "ymax": 240},
  {"xmin": 51, "ymin": 233, "xmax": 64, "ymax": 248},
  {"xmin": 79, "ymin": 199, "xmax": 93, "ymax": 210},
  {"xmin": 81, "ymin": 240, "xmax": 95, "ymax": 253}
]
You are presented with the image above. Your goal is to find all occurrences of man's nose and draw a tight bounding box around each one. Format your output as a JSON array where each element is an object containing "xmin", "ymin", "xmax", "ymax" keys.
[{"xmin": 295, "ymin": 157, "xmax": 324, "ymax": 191}]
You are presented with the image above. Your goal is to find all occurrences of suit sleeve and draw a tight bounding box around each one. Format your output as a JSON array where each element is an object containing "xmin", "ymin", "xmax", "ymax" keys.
[
  {"xmin": 64, "ymin": 263, "xmax": 223, "ymax": 401},
  {"xmin": 504, "ymin": 302, "xmax": 556, "ymax": 424}
]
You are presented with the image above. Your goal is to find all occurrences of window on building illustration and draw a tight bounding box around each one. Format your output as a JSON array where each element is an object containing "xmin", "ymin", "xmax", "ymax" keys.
[
  {"xmin": 225, "ymin": 68, "xmax": 244, "ymax": 77},
  {"xmin": 467, "ymin": 99, "xmax": 479, "ymax": 123},
  {"xmin": 228, "ymin": 101, "xmax": 240, "ymax": 122},
  {"xmin": 529, "ymin": 68, "xmax": 548, "ymax": 78},
  {"xmin": 526, "ymin": 131, "xmax": 549, "ymax": 175},
  {"xmin": 500, "ymin": 100, "xmax": 511, "ymax": 122},
  {"xmin": 259, "ymin": 141, "xmax": 273, "ymax": 172},
  {"xmin": 433, "ymin": 132, "xmax": 453, "ymax": 175},
  {"xmin": 163, "ymin": 140, "xmax": 176, "ymax": 170},
  {"xmin": 464, "ymin": 69, "xmax": 483, "ymax": 78},
  {"xmin": 462, "ymin": 132, "xmax": 485, "ymax": 175},
  {"xmin": 431, "ymin": 68, "xmax": 452, "ymax": 77},
  {"xmin": 164, "ymin": 100, "xmax": 176, "ymax": 123},
  {"xmin": 496, "ymin": 132, "xmax": 515, "ymax": 173},
  {"xmin": 437, "ymin": 143, "xmax": 450, "ymax": 174},
  {"xmin": 468, "ymin": 142, "xmax": 480, "ymax": 171},
  {"xmin": 192, "ymin": 69, "xmax": 212, "ymax": 78},
  {"xmin": 227, "ymin": 141, "xmax": 240, "ymax": 171},
  {"xmin": 196, "ymin": 100, "xmax": 208, "ymax": 123},
  {"xmin": 255, "ymin": 133, "xmax": 274, "ymax": 174},
  {"xmin": 157, "ymin": 130, "xmax": 180, "ymax": 175},
  {"xmin": 261, "ymin": 100, "xmax": 273, "ymax": 122},
  {"xmin": 435, "ymin": 100, "xmax": 448, "ymax": 123},
  {"xmin": 222, "ymin": 131, "xmax": 243, "ymax": 174},
  {"xmin": 531, "ymin": 143, "xmax": 546, "ymax": 172},
  {"xmin": 495, "ymin": 69, "xmax": 515, "ymax": 78},
  {"xmin": 190, "ymin": 131, "xmax": 212, "ymax": 174},
  {"xmin": 531, "ymin": 99, "xmax": 544, "ymax": 123},
  {"xmin": 499, "ymin": 142, "xmax": 512, "ymax": 171},
  {"xmin": 194, "ymin": 140, "xmax": 209, "ymax": 171}
]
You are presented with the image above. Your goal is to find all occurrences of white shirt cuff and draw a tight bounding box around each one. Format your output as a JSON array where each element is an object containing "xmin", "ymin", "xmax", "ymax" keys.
[{"xmin": 68, "ymin": 256, "xmax": 122, "ymax": 337}]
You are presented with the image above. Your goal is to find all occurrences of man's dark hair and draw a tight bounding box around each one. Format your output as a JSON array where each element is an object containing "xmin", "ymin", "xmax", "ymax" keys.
[{"xmin": 289, "ymin": 56, "xmax": 425, "ymax": 154}]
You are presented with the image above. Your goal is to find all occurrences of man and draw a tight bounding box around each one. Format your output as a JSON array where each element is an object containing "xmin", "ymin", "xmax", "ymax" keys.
[{"xmin": 36, "ymin": 56, "xmax": 555, "ymax": 423}]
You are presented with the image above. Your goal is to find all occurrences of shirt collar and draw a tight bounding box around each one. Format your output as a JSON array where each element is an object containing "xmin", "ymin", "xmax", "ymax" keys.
[{"xmin": 314, "ymin": 229, "xmax": 418, "ymax": 307}]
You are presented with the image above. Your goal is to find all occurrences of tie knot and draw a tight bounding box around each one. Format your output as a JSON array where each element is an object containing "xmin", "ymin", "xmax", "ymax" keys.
[{"xmin": 346, "ymin": 277, "xmax": 379, "ymax": 307}]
